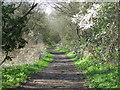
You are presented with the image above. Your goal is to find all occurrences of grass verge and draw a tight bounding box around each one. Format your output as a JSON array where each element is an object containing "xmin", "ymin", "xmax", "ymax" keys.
[
  {"xmin": 55, "ymin": 48, "xmax": 69, "ymax": 53},
  {"xmin": 56, "ymin": 48, "xmax": 119, "ymax": 88},
  {"xmin": 75, "ymin": 55, "xmax": 119, "ymax": 88},
  {"xmin": 2, "ymin": 52, "xmax": 54, "ymax": 89}
]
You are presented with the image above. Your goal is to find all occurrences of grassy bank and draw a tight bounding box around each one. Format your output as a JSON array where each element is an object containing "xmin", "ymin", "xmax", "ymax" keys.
[
  {"xmin": 74, "ymin": 55, "xmax": 119, "ymax": 88},
  {"xmin": 55, "ymin": 48, "xmax": 119, "ymax": 88},
  {"xmin": 2, "ymin": 52, "xmax": 54, "ymax": 89}
]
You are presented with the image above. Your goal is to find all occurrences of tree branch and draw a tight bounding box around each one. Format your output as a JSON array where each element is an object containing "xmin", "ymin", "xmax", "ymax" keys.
[
  {"xmin": 0, "ymin": 51, "xmax": 8, "ymax": 65},
  {"xmin": 22, "ymin": 3, "xmax": 38, "ymax": 18},
  {"xmin": 13, "ymin": 2, "xmax": 22, "ymax": 11},
  {"xmin": 9, "ymin": 3, "xmax": 38, "ymax": 32}
]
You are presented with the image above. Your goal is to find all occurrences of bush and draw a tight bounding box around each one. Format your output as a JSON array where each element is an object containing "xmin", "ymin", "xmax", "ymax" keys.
[
  {"xmin": 74, "ymin": 55, "xmax": 95, "ymax": 70},
  {"xmin": 74, "ymin": 55, "xmax": 119, "ymax": 88}
]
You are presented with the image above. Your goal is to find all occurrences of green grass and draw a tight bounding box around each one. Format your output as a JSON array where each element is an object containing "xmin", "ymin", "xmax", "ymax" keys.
[
  {"xmin": 55, "ymin": 48, "xmax": 119, "ymax": 88},
  {"xmin": 66, "ymin": 52, "xmax": 76, "ymax": 58},
  {"xmin": 66, "ymin": 52, "xmax": 81, "ymax": 61},
  {"xmin": 45, "ymin": 53, "xmax": 54, "ymax": 58},
  {"xmin": 2, "ymin": 52, "xmax": 54, "ymax": 89},
  {"xmin": 42, "ymin": 53, "xmax": 54, "ymax": 62},
  {"xmin": 42, "ymin": 57, "xmax": 53, "ymax": 62},
  {"xmin": 74, "ymin": 55, "xmax": 119, "ymax": 88},
  {"xmin": 55, "ymin": 48, "xmax": 69, "ymax": 53},
  {"xmin": 87, "ymin": 64, "xmax": 118, "ymax": 88}
]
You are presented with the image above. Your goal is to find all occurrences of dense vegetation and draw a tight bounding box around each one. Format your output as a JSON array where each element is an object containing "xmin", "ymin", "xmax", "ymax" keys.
[
  {"xmin": 54, "ymin": 2, "xmax": 119, "ymax": 88},
  {"xmin": 2, "ymin": 2, "xmax": 37, "ymax": 65},
  {"xmin": 1, "ymin": 1, "xmax": 119, "ymax": 89},
  {"xmin": 68, "ymin": 51, "xmax": 118, "ymax": 88},
  {"xmin": 2, "ymin": 52, "xmax": 54, "ymax": 89}
]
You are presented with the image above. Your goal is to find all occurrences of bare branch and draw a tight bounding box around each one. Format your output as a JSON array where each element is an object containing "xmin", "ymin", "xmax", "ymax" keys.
[
  {"xmin": 13, "ymin": 2, "xmax": 22, "ymax": 11},
  {"xmin": 22, "ymin": 3, "xmax": 38, "ymax": 18}
]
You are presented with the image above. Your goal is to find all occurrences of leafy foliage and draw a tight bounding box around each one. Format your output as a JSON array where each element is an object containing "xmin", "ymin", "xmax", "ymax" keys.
[
  {"xmin": 2, "ymin": 52, "xmax": 54, "ymax": 89},
  {"xmin": 1, "ymin": 1, "xmax": 119, "ymax": 89},
  {"xmin": 1, "ymin": 2, "xmax": 37, "ymax": 64},
  {"xmin": 75, "ymin": 58, "xmax": 119, "ymax": 88},
  {"xmin": 54, "ymin": 2, "xmax": 118, "ymax": 88},
  {"xmin": 2, "ymin": 2, "xmax": 27, "ymax": 52},
  {"xmin": 56, "ymin": 48, "xmax": 119, "ymax": 88}
]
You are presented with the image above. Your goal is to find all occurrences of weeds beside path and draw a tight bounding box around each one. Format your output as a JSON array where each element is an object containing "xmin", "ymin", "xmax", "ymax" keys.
[{"xmin": 13, "ymin": 48, "xmax": 87, "ymax": 89}]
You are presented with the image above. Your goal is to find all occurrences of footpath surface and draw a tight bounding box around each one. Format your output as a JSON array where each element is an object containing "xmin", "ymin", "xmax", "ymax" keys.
[{"xmin": 14, "ymin": 49, "xmax": 88, "ymax": 89}]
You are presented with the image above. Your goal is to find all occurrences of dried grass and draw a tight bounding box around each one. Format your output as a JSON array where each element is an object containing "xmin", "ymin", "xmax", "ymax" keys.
[{"xmin": 1, "ymin": 43, "xmax": 46, "ymax": 67}]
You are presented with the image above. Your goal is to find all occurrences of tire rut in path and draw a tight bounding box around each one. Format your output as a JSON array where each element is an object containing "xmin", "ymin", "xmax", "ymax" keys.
[{"xmin": 16, "ymin": 49, "xmax": 88, "ymax": 89}]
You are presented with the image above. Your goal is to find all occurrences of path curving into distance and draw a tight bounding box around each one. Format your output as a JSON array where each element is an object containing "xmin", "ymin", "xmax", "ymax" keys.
[{"xmin": 13, "ymin": 49, "xmax": 88, "ymax": 89}]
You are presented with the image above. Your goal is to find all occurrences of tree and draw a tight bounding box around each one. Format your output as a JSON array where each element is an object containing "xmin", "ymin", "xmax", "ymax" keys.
[{"xmin": 1, "ymin": 2, "xmax": 38, "ymax": 65}]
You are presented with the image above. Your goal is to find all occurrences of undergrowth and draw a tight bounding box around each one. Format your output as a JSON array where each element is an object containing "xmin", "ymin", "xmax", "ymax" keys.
[
  {"xmin": 75, "ymin": 55, "xmax": 119, "ymax": 88},
  {"xmin": 2, "ymin": 52, "xmax": 54, "ymax": 89},
  {"xmin": 56, "ymin": 48, "xmax": 119, "ymax": 88}
]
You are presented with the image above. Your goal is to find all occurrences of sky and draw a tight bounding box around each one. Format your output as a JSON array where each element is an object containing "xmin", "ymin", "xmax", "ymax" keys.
[
  {"xmin": 45, "ymin": 6, "xmax": 53, "ymax": 15},
  {"xmin": 3, "ymin": 0, "xmax": 119, "ymax": 15},
  {"xmin": 3, "ymin": 0, "xmax": 54, "ymax": 15}
]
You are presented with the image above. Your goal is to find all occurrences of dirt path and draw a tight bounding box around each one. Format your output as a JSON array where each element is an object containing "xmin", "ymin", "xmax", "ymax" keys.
[{"xmin": 14, "ymin": 49, "xmax": 88, "ymax": 89}]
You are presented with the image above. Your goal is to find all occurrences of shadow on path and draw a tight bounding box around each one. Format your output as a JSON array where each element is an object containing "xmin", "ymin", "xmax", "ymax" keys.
[{"xmin": 10, "ymin": 49, "xmax": 88, "ymax": 89}]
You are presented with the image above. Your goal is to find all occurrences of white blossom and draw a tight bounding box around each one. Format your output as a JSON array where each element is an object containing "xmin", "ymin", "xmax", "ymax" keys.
[{"xmin": 71, "ymin": 4, "xmax": 101, "ymax": 30}]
